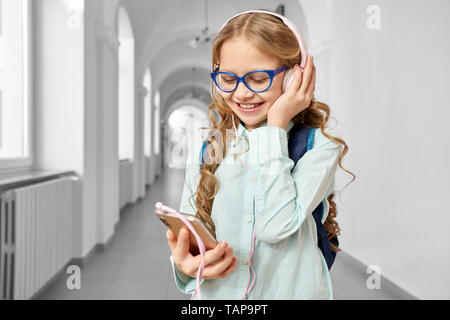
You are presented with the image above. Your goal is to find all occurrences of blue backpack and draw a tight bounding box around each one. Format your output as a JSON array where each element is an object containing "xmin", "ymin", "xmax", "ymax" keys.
[{"xmin": 199, "ymin": 123, "xmax": 338, "ymax": 270}]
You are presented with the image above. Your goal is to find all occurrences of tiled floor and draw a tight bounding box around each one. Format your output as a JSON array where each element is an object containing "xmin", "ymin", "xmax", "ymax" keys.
[{"xmin": 36, "ymin": 168, "xmax": 411, "ymax": 300}]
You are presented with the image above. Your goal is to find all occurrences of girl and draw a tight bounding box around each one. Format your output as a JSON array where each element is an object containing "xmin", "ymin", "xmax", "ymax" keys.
[{"xmin": 166, "ymin": 9, "xmax": 354, "ymax": 300}]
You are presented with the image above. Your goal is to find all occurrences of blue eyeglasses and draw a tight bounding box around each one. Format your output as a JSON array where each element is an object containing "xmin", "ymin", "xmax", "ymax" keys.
[{"xmin": 211, "ymin": 66, "xmax": 288, "ymax": 93}]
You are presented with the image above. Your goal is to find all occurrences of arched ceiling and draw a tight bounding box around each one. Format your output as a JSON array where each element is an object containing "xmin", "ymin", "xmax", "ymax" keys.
[
  {"xmin": 165, "ymin": 87, "xmax": 210, "ymax": 114},
  {"xmin": 159, "ymin": 66, "xmax": 211, "ymax": 113},
  {"xmin": 109, "ymin": 0, "xmax": 331, "ymax": 114},
  {"xmin": 126, "ymin": 0, "xmax": 312, "ymax": 78}
]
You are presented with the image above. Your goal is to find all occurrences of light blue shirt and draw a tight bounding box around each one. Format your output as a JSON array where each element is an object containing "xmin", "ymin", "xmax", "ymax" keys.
[{"xmin": 170, "ymin": 120, "xmax": 343, "ymax": 300}]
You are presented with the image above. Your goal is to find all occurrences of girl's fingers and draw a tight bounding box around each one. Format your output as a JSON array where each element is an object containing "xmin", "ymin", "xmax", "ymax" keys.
[
  {"xmin": 166, "ymin": 229, "xmax": 177, "ymax": 252},
  {"xmin": 299, "ymin": 56, "xmax": 314, "ymax": 96},
  {"xmin": 194, "ymin": 240, "xmax": 228, "ymax": 266},
  {"xmin": 174, "ymin": 227, "xmax": 190, "ymax": 259},
  {"xmin": 216, "ymin": 256, "xmax": 238, "ymax": 279},
  {"xmin": 287, "ymin": 64, "xmax": 303, "ymax": 94},
  {"xmin": 202, "ymin": 247, "xmax": 235, "ymax": 278},
  {"xmin": 171, "ymin": 237, "xmax": 236, "ymax": 279},
  {"xmin": 167, "ymin": 228, "xmax": 198, "ymax": 277},
  {"xmin": 305, "ymin": 66, "xmax": 316, "ymax": 100}
]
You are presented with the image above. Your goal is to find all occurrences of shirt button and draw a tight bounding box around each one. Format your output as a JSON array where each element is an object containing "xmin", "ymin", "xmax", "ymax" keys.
[
  {"xmin": 246, "ymin": 216, "xmax": 252, "ymax": 223},
  {"xmin": 242, "ymin": 258, "xmax": 249, "ymax": 265}
]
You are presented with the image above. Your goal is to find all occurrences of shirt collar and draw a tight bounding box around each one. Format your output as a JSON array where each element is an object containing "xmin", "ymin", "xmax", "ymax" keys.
[{"xmin": 237, "ymin": 120, "xmax": 295, "ymax": 136}]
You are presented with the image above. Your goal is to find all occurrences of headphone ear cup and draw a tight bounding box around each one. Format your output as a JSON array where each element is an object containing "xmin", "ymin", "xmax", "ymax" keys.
[{"xmin": 282, "ymin": 68, "xmax": 295, "ymax": 93}]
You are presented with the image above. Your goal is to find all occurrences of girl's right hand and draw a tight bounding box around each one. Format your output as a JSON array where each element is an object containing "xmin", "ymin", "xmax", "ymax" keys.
[
  {"xmin": 166, "ymin": 227, "xmax": 238, "ymax": 279},
  {"xmin": 267, "ymin": 56, "xmax": 316, "ymax": 129}
]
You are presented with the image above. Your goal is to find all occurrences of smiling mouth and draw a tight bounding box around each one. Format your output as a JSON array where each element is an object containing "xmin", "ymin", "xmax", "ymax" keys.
[{"xmin": 235, "ymin": 102, "xmax": 264, "ymax": 109}]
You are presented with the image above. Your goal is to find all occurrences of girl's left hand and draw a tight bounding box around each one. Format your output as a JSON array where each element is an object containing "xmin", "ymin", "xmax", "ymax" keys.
[{"xmin": 267, "ymin": 56, "xmax": 316, "ymax": 130}]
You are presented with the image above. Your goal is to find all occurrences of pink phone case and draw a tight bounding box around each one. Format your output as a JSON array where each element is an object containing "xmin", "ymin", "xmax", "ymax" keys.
[{"xmin": 155, "ymin": 202, "xmax": 218, "ymax": 254}]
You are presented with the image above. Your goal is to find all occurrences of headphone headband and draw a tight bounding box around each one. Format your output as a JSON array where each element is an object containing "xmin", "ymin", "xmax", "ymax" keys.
[{"xmin": 218, "ymin": 10, "xmax": 308, "ymax": 69}]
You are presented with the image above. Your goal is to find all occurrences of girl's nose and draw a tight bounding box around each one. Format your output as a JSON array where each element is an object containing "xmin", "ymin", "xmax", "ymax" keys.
[{"xmin": 233, "ymin": 81, "xmax": 254, "ymax": 99}]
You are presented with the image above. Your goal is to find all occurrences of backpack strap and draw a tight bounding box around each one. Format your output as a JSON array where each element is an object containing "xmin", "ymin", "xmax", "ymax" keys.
[
  {"xmin": 306, "ymin": 127, "xmax": 316, "ymax": 151},
  {"xmin": 199, "ymin": 140, "xmax": 210, "ymax": 170},
  {"xmin": 289, "ymin": 124, "xmax": 337, "ymax": 270},
  {"xmin": 287, "ymin": 124, "xmax": 311, "ymax": 169}
]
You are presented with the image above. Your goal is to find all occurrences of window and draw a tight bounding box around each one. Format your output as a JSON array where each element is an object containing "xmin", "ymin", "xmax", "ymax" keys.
[
  {"xmin": 143, "ymin": 69, "xmax": 152, "ymax": 157},
  {"xmin": 0, "ymin": 0, "xmax": 31, "ymax": 170},
  {"xmin": 167, "ymin": 106, "xmax": 208, "ymax": 169},
  {"xmin": 153, "ymin": 90, "xmax": 160, "ymax": 155},
  {"xmin": 118, "ymin": 7, "xmax": 135, "ymax": 161}
]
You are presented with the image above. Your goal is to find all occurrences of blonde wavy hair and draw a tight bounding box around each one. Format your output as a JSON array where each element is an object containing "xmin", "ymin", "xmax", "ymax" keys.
[{"xmin": 189, "ymin": 9, "xmax": 355, "ymax": 252}]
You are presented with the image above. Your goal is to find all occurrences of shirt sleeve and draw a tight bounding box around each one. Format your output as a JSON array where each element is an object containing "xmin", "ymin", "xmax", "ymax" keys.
[
  {"xmin": 247, "ymin": 125, "xmax": 343, "ymax": 244},
  {"xmin": 169, "ymin": 255, "xmax": 200, "ymax": 295},
  {"xmin": 169, "ymin": 136, "xmax": 205, "ymax": 293}
]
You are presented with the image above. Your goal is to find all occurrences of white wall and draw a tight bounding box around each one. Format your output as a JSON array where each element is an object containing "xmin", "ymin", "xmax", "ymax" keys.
[
  {"xmin": 84, "ymin": 0, "xmax": 100, "ymax": 257},
  {"xmin": 85, "ymin": 0, "xmax": 121, "ymax": 252},
  {"xmin": 118, "ymin": 5, "xmax": 147, "ymax": 202},
  {"xmin": 33, "ymin": 0, "xmax": 84, "ymax": 174},
  {"xmin": 32, "ymin": 0, "xmax": 85, "ymax": 256},
  {"xmin": 33, "ymin": 0, "xmax": 123, "ymax": 259},
  {"xmin": 330, "ymin": 0, "xmax": 450, "ymax": 299}
]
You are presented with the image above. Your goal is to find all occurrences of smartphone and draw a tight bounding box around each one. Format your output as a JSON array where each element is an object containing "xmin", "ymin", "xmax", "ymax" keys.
[{"xmin": 155, "ymin": 205, "xmax": 218, "ymax": 254}]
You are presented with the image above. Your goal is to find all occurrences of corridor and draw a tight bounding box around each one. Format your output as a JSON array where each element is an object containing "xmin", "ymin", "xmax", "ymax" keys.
[
  {"xmin": 36, "ymin": 168, "xmax": 414, "ymax": 300},
  {"xmin": 37, "ymin": 168, "xmax": 188, "ymax": 300}
]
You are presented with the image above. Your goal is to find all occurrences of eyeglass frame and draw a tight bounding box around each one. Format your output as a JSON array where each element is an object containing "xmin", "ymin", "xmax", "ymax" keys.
[{"xmin": 210, "ymin": 65, "xmax": 288, "ymax": 93}]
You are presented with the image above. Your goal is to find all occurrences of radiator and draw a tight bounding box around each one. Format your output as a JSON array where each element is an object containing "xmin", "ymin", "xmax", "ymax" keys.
[{"xmin": 0, "ymin": 177, "xmax": 73, "ymax": 300}]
